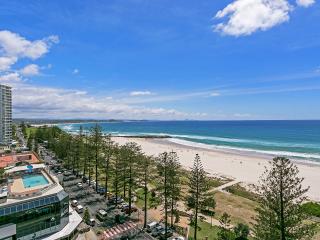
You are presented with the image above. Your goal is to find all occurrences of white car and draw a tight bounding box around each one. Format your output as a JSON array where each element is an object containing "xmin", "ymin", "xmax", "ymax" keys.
[
  {"xmin": 76, "ymin": 205, "xmax": 84, "ymax": 213},
  {"xmin": 71, "ymin": 200, "xmax": 78, "ymax": 207},
  {"xmin": 171, "ymin": 237, "xmax": 185, "ymax": 240}
]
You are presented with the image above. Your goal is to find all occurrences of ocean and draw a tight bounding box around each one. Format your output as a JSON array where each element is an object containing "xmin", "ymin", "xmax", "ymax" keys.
[{"xmin": 58, "ymin": 120, "xmax": 320, "ymax": 162}]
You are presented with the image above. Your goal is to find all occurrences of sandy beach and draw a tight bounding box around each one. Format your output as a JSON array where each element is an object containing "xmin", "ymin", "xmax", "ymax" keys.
[{"xmin": 112, "ymin": 136, "xmax": 320, "ymax": 201}]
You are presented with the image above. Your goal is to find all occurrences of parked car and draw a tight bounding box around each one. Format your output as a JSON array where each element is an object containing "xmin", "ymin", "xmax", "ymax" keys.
[
  {"xmin": 71, "ymin": 200, "xmax": 78, "ymax": 207},
  {"xmin": 97, "ymin": 187, "xmax": 106, "ymax": 195},
  {"xmin": 96, "ymin": 209, "xmax": 108, "ymax": 221},
  {"xmin": 171, "ymin": 237, "xmax": 185, "ymax": 240},
  {"xmin": 76, "ymin": 205, "xmax": 84, "ymax": 213},
  {"xmin": 122, "ymin": 206, "xmax": 138, "ymax": 214},
  {"xmin": 109, "ymin": 196, "xmax": 123, "ymax": 204},
  {"xmin": 159, "ymin": 229, "xmax": 173, "ymax": 239},
  {"xmin": 146, "ymin": 221, "xmax": 159, "ymax": 233},
  {"xmin": 118, "ymin": 202, "xmax": 128, "ymax": 209},
  {"xmin": 151, "ymin": 225, "xmax": 164, "ymax": 237},
  {"xmin": 87, "ymin": 218, "xmax": 96, "ymax": 226},
  {"xmin": 63, "ymin": 171, "xmax": 72, "ymax": 176}
]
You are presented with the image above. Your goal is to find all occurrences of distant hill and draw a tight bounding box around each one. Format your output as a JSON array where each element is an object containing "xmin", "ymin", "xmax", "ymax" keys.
[{"xmin": 13, "ymin": 118, "xmax": 126, "ymax": 124}]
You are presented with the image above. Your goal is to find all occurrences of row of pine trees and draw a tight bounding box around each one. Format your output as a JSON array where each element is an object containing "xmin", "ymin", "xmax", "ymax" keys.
[{"xmin": 26, "ymin": 124, "xmax": 317, "ymax": 240}]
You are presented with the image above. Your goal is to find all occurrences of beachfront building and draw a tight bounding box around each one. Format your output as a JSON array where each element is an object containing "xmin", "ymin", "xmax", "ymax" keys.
[
  {"xmin": 0, "ymin": 84, "xmax": 12, "ymax": 145},
  {"xmin": 0, "ymin": 163, "xmax": 82, "ymax": 240}
]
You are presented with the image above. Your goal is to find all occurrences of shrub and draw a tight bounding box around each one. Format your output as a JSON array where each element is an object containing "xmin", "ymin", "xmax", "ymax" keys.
[{"xmin": 301, "ymin": 202, "xmax": 320, "ymax": 218}]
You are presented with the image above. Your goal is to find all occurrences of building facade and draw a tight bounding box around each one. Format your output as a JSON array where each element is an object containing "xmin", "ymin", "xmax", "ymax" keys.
[
  {"xmin": 0, "ymin": 84, "xmax": 12, "ymax": 145},
  {"xmin": 0, "ymin": 163, "xmax": 81, "ymax": 240}
]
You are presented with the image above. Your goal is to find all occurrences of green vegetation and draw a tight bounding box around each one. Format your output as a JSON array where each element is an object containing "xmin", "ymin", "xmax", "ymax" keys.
[
  {"xmin": 187, "ymin": 154, "xmax": 213, "ymax": 240},
  {"xmin": 253, "ymin": 157, "xmax": 317, "ymax": 240},
  {"xmin": 224, "ymin": 184, "xmax": 257, "ymax": 202},
  {"xmin": 0, "ymin": 168, "xmax": 5, "ymax": 179},
  {"xmin": 83, "ymin": 207, "xmax": 90, "ymax": 224},
  {"xmin": 188, "ymin": 221, "xmax": 220, "ymax": 240},
  {"xmin": 302, "ymin": 202, "xmax": 320, "ymax": 218},
  {"xmin": 156, "ymin": 151, "xmax": 181, "ymax": 232},
  {"xmin": 26, "ymin": 126, "xmax": 319, "ymax": 240}
]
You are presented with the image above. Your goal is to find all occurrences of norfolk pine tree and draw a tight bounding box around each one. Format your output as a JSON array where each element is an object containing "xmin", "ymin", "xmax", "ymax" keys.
[
  {"xmin": 253, "ymin": 157, "xmax": 316, "ymax": 240},
  {"xmin": 187, "ymin": 154, "xmax": 210, "ymax": 240}
]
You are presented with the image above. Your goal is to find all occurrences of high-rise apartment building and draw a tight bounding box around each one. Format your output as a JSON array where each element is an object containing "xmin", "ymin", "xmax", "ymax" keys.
[{"xmin": 0, "ymin": 84, "xmax": 12, "ymax": 145}]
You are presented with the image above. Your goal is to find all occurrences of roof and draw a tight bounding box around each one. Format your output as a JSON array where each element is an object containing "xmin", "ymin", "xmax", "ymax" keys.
[
  {"xmin": 5, "ymin": 163, "xmax": 46, "ymax": 174},
  {"xmin": 0, "ymin": 152, "xmax": 40, "ymax": 168}
]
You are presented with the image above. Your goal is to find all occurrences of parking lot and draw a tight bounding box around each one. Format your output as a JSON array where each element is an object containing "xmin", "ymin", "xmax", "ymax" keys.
[{"xmin": 39, "ymin": 145, "xmax": 184, "ymax": 240}]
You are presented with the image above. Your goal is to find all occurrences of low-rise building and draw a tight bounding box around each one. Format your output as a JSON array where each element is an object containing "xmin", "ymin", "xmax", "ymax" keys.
[
  {"xmin": 0, "ymin": 163, "xmax": 82, "ymax": 240},
  {"xmin": 0, "ymin": 152, "xmax": 41, "ymax": 168}
]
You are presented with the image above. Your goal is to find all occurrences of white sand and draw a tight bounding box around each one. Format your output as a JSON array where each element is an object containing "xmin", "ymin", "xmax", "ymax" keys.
[{"xmin": 112, "ymin": 137, "xmax": 320, "ymax": 201}]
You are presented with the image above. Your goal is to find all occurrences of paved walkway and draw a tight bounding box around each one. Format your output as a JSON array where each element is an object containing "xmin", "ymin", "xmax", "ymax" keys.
[{"xmin": 210, "ymin": 180, "xmax": 241, "ymax": 194}]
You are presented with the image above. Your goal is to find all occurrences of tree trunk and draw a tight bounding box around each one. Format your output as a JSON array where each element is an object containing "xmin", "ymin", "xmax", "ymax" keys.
[
  {"xmin": 164, "ymin": 153, "xmax": 168, "ymax": 236},
  {"xmin": 95, "ymin": 142, "xmax": 98, "ymax": 192},
  {"xmin": 144, "ymin": 167, "xmax": 148, "ymax": 228},
  {"xmin": 280, "ymin": 165, "xmax": 286, "ymax": 240},
  {"xmin": 128, "ymin": 164, "xmax": 132, "ymax": 216},
  {"xmin": 105, "ymin": 156, "xmax": 109, "ymax": 199}
]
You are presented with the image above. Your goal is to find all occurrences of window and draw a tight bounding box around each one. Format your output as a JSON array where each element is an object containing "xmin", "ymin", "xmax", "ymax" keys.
[
  {"xmin": 17, "ymin": 204, "xmax": 22, "ymax": 211},
  {"xmin": 0, "ymin": 208, "xmax": 4, "ymax": 216},
  {"xmin": 10, "ymin": 206, "xmax": 16, "ymax": 213},
  {"xmin": 23, "ymin": 203, "xmax": 28, "ymax": 210},
  {"xmin": 29, "ymin": 201, "xmax": 34, "ymax": 208},
  {"xmin": 50, "ymin": 196, "xmax": 55, "ymax": 203},
  {"xmin": 5, "ymin": 207, "xmax": 10, "ymax": 214}
]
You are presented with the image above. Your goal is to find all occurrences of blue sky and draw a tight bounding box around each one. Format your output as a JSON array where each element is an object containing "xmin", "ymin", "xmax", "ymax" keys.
[{"xmin": 0, "ymin": 0, "xmax": 319, "ymax": 120}]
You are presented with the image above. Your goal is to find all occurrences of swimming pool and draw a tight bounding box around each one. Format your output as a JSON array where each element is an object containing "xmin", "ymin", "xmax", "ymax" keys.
[{"xmin": 22, "ymin": 174, "xmax": 49, "ymax": 188}]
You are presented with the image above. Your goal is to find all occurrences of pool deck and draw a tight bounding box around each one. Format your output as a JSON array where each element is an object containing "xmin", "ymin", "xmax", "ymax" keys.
[
  {"xmin": 10, "ymin": 171, "xmax": 52, "ymax": 194},
  {"xmin": 0, "ymin": 164, "xmax": 62, "ymax": 207}
]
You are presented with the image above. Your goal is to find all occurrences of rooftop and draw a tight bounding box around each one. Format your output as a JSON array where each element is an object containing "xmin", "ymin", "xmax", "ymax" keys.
[
  {"xmin": 0, "ymin": 152, "xmax": 41, "ymax": 168},
  {"xmin": 0, "ymin": 164, "xmax": 64, "ymax": 207}
]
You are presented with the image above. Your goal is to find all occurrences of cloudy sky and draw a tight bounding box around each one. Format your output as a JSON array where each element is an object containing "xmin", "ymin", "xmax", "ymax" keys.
[{"xmin": 0, "ymin": 0, "xmax": 319, "ymax": 120}]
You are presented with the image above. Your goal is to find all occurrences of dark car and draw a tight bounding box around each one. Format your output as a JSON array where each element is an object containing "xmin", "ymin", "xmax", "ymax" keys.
[
  {"xmin": 159, "ymin": 229, "xmax": 173, "ymax": 239},
  {"xmin": 151, "ymin": 225, "xmax": 164, "ymax": 237},
  {"xmin": 123, "ymin": 206, "xmax": 138, "ymax": 214},
  {"xmin": 97, "ymin": 186, "xmax": 106, "ymax": 195},
  {"xmin": 109, "ymin": 196, "xmax": 123, "ymax": 204}
]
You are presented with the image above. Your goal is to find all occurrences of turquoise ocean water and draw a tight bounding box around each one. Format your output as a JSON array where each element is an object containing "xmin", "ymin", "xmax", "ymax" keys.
[{"xmin": 58, "ymin": 120, "xmax": 320, "ymax": 162}]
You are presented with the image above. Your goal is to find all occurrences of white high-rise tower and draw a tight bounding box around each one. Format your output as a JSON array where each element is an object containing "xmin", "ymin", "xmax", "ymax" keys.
[{"xmin": 0, "ymin": 84, "xmax": 12, "ymax": 145}]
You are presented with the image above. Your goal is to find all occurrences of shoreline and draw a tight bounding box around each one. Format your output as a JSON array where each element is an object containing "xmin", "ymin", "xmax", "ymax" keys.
[{"xmin": 111, "ymin": 136, "xmax": 320, "ymax": 201}]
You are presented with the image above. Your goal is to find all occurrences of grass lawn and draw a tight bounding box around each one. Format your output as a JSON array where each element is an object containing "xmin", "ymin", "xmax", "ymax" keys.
[
  {"xmin": 214, "ymin": 191, "xmax": 258, "ymax": 226},
  {"xmin": 224, "ymin": 183, "xmax": 258, "ymax": 202},
  {"xmin": 188, "ymin": 221, "xmax": 220, "ymax": 240}
]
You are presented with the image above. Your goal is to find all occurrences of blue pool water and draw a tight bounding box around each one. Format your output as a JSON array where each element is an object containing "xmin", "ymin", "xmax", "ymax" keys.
[{"xmin": 22, "ymin": 174, "xmax": 49, "ymax": 188}]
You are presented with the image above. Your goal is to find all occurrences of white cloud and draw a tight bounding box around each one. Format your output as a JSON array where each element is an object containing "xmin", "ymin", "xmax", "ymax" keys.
[
  {"xmin": 214, "ymin": 0, "xmax": 292, "ymax": 36},
  {"xmin": 0, "ymin": 72, "xmax": 21, "ymax": 82},
  {"xmin": 0, "ymin": 56, "xmax": 17, "ymax": 71},
  {"xmin": 0, "ymin": 30, "xmax": 59, "ymax": 60},
  {"xmin": 11, "ymin": 83, "xmax": 197, "ymax": 120},
  {"xmin": 210, "ymin": 92, "xmax": 221, "ymax": 97},
  {"xmin": 130, "ymin": 91, "xmax": 153, "ymax": 96},
  {"xmin": 296, "ymin": 0, "xmax": 315, "ymax": 7},
  {"xmin": 0, "ymin": 30, "xmax": 58, "ymax": 83},
  {"xmin": 72, "ymin": 68, "xmax": 79, "ymax": 74},
  {"xmin": 19, "ymin": 64, "xmax": 40, "ymax": 76}
]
